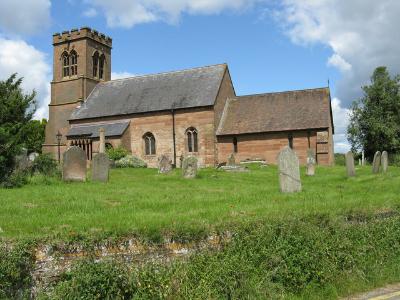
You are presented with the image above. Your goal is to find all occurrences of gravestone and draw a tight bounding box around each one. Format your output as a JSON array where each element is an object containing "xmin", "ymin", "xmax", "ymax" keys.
[
  {"xmin": 306, "ymin": 148, "xmax": 316, "ymax": 176},
  {"xmin": 99, "ymin": 127, "xmax": 106, "ymax": 154},
  {"xmin": 372, "ymin": 151, "xmax": 381, "ymax": 174},
  {"xmin": 28, "ymin": 152, "xmax": 39, "ymax": 162},
  {"xmin": 381, "ymin": 151, "xmax": 388, "ymax": 173},
  {"xmin": 182, "ymin": 156, "xmax": 198, "ymax": 179},
  {"xmin": 227, "ymin": 153, "xmax": 236, "ymax": 166},
  {"xmin": 345, "ymin": 151, "xmax": 355, "ymax": 177},
  {"xmin": 92, "ymin": 153, "xmax": 110, "ymax": 182},
  {"xmin": 62, "ymin": 146, "xmax": 87, "ymax": 182},
  {"xmin": 158, "ymin": 155, "xmax": 173, "ymax": 174},
  {"xmin": 277, "ymin": 146, "xmax": 301, "ymax": 193},
  {"xmin": 15, "ymin": 148, "xmax": 30, "ymax": 171}
]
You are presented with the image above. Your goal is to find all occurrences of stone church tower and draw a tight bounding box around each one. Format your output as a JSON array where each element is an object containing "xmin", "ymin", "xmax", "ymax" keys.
[{"xmin": 43, "ymin": 27, "xmax": 112, "ymax": 158}]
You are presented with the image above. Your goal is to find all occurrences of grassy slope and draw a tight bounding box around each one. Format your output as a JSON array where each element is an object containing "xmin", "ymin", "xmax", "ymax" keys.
[{"xmin": 0, "ymin": 164, "xmax": 399, "ymax": 241}]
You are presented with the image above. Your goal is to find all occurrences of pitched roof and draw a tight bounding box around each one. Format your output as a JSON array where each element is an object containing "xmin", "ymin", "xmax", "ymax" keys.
[
  {"xmin": 66, "ymin": 121, "xmax": 130, "ymax": 139},
  {"xmin": 70, "ymin": 64, "xmax": 227, "ymax": 120},
  {"xmin": 217, "ymin": 88, "xmax": 333, "ymax": 135}
]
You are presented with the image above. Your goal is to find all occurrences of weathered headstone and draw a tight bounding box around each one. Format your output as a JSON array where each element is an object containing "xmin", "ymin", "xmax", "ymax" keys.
[
  {"xmin": 62, "ymin": 146, "xmax": 87, "ymax": 182},
  {"xmin": 15, "ymin": 148, "xmax": 30, "ymax": 171},
  {"xmin": 381, "ymin": 151, "xmax": 388, "ymax": 173},
  {"xmin": 345, "ymin": 151, "xmax": 355, "ymax": 177},
  {"xmin": 92, "ymin": 153, "xmax": 110, "ymax": 182},
  {"xmin": 99, "ymin": 127, "xmax": 106, "ymax": 154},
  {"xmin": 182, "ymin": 156, "xmax": 198, "ymax": 179},
  {"xmin": 158, "ymin": 155, "xmax": 173, "ymax": 174},
  {"xmin": 306, "ymin": 148, "xmax": 316, "ymax": 176},
  {"xmin": 372, "ymin": 151, "xmax": 381, "ymax": 174},
  {"xmin": 28, "ymin": 152, "xmax": 39, "ymax": 162},
  {"xmin": 277, "ymin": 146, "xmax": 302, "ymax": 193},
  {"xmin": 227, "ymin": 153, "xmax": 236, "ymax": 166}
]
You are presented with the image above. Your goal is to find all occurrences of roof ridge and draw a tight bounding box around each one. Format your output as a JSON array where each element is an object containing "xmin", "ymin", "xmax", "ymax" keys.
[
  {"xmin": 236, "ymin": 87, "xmax": 329, "ymax": 98},
  {"xmin": 105, "ymin": 63, "xmax": 228, "ymax": 83}
]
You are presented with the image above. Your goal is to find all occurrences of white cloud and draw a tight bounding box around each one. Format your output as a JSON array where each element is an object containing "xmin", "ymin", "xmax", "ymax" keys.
[
  {"xmin": 275, "ymin": 0, "xmax": 400, "ymax": 152},
  {"xmin": 0, "ymin": 0, "xmax": 51, "ymax": 35},
  {"xmin": 0, "ymin": 38, "xmax": 51, "ymax": 120},
  {"xmin": 111, "ymin": 71, "xmax": 137, "ymax": 80},
  {"xmin": 86, "ymin": 0, "xmax": 258, "ymax": 28},
  {"xmin": 83, "ymin": 7, "xmax": 98, "ymax": 18}
]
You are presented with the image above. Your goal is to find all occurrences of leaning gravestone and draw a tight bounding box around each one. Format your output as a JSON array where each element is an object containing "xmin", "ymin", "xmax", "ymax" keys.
[
  {"xmin": 381, "ymin": 151, "xmax": 388, "ymax": 173},
  {"xmin": 158, "ymin": 155, "xmax": 173, "ymax": 174},
  {"xmin": 277, "ymin": 146, "xmax": 301, "ymax": 193},
  {"xmin": 306, "ymin": 148, "xmax": 316, "ymax": 176},
  {"xmin": 345, "ymin": 151, "xmax": 355, "ymax": 177},
  {"xmin": 92, "ymin": 153, "xmax": 110, "ymax": 182},
  {"xmin": 182, "ymin": 156, "xmax": 198, "ymax": 179},
  {"xmin": 15, "ymin": 148, "xmax": 30, "ymax": 172},
  {"xmin": 63, "ymin": 146, "xmax": 87, "ymax": 182},
  {"xmin": 372, "ymin": 151, "xmax": 381, "ymax": 174}
]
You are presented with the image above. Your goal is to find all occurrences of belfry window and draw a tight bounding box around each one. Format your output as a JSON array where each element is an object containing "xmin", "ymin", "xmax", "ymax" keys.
[
  {"xmin": 62, "ymin": 52, "xmax": 69, "ymax": 77},
  {"xmin": 70, "ymin": 50, "xmax": 78, "ymax": 76},
  {"xmin": 99, "ymin": 54, "xmax": 105, "ymax": 79},
  {"xmin": 93, "ymin": 51, "xmax": 99, "ymax": 77},
  {"xmin": 186, "ymin": 127, "xmax": 198, "ymax": 153},
  {"xmin": 143, "ymin": 132, "xmax": 156, "ymax": 155}
]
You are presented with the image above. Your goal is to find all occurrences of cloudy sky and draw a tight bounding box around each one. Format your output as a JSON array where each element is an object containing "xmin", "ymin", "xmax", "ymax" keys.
[{"xmin": 0, "ymin": 0, "xmax": 399, "ymax": 152}]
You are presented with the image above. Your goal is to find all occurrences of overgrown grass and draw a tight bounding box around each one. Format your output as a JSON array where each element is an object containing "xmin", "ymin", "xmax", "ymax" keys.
[{"xmin": 1, "ymin": 165, "xmax": 399, "ymax": 242}]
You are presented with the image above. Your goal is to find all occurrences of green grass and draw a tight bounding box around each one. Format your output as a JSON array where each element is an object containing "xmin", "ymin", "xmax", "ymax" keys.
[{"xmin": 1, "ymin": 164, "xmax": 399, "ymax": 241}]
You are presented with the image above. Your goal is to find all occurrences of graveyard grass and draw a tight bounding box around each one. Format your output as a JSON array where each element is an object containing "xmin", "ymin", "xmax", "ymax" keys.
[{"xmin": 0, "ymin": 164, "xmax": 399, "ymax": 241}]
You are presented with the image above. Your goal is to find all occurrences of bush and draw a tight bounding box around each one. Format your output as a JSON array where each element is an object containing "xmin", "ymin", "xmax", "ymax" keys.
[
  {"xmin": 106, "ymin": 146, "xmax": 129, "ymax": 161},
  {"xmin": 48, "ymin": 259, "xmax": 134, "ymax": 300},
  {"xmin": 115, "ymin": 155, "xmax": 147, "ymax": 168},
  {"xmin": 0, "ymin": 242, "xmax": 34, "ymax": 299},
  {"xmin": 1, "ymin": 169, "xmax": 29, "ymax": 188},
  {"xmin": 334, "ymin": 153, "xmax": 345, "ymax": 166},
  {"xmin": 30, "ymin": 153, "xmax": 59, "ymax": 176},
  {"xmin": 389, "ymin": 153, "xmax": 400, "ymax": 166}
]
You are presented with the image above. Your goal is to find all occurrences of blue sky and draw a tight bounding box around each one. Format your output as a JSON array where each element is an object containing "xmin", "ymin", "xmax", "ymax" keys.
[{"xmin": 1, "ymin": 1, "xmax": 400, "ymax": 153}]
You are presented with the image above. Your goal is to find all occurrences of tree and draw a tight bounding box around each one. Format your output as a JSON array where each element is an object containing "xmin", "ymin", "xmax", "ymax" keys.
[
  {"xmin": 22, "ymin": 118, "xmax": 47, "ymax": 154},
  {"xmin": 347, "ymin": 67, "xmax": 400, "ymax": 159},
  {"xmin": 0, "ymin": 74, "xmax": 36, "ymax": 182}
]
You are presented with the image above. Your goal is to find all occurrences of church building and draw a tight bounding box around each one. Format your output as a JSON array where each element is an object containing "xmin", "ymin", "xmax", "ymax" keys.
[{"xmin": 43, "ymin": 27, "xmax": 335, "ymax": 167}]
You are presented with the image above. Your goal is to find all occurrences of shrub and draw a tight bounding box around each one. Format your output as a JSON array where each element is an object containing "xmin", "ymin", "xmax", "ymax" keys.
[
  {"xmin": 389, "ymin": 153, "xmax": 400, "ymax": 166},
  {"xmin": 30, "ymin": 153, "xmax": 59, "ymax": 176},
  {"xmin": 106, "ymin": 146, "xmax": 129, "ymax": 161},
  {"xmin": 115, "ymin": 155, "xmax": 147, "ymax": 168},
  {"xmin": 334, "ymin": 153, "xmax": 345, "ymax": 166},
  {"xmin": 0, "ymin": 242, "xmax": 35, "ymax": 299},
  {"xmin": 49, "ymin": 259, "xmax": 134, "ymax": 300},
  {"xmin": 1, "ymin": 169, "xmax": 29, "ymax": 188}
]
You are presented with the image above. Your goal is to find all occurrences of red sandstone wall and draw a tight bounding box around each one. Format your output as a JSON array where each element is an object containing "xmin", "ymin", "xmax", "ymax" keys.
[{"xmin": 217, "ymin": 130, "xmax": 333, "ymax": 166}]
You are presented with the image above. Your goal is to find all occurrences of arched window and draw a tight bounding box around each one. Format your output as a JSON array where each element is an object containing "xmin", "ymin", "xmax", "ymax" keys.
[
  {"xmin": 233, "ymin": 137, "xmax": 238, "ymax": 153},
  {"xmin": 70, "ymin": 50, "xmax": 78, "ymax": 76},
  {"xmin": 62, "ymin": 52, "xmax": 69, "ymax": 77},
  {"xmin": 92, "ymin": 51, "xmax": 99, "ymax": 77},
  {"xmin": 99, "ymin": 54, "xmax": 105, "ymax": 79},
  {"xmin": 288, "ymin": 133, "xmax": 294, "ymax": 149},
  {"xmin": 143, "ymin": 132, "xmax": 156, "ymax": 155},
  {"xmin": 186, "ymin": 127, "xmax": 198, "ymax": 153}
]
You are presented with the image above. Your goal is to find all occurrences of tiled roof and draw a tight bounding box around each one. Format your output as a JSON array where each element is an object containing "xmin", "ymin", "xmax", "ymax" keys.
[
  {"xmin": 70, "ymin": 64, "xmax": 227, "ymax": 120},
  {"xmin": 66, "ymin": 121, "xmax": 130, "ymax": 138},
  {"xmin": 217, "ymin": 88, "xmax": 333, "ymax": 135}
]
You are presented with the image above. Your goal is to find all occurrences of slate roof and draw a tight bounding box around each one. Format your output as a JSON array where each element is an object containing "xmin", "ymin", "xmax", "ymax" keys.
[
  {"xmin": 217, "ymin": 88, "xmax": 333, "ymax": 135},
  {"xmin": 66, "ymin": 121, "xmax": 130, "ymax": 138},
  {"xmin": 70, "ymin": 64, "xmax": 227, "ymax": 120}
]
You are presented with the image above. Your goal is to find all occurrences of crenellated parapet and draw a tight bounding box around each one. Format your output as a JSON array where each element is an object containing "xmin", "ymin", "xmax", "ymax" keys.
[{"xmin": 53, "ymin": 27, "xmax": 112, "ymax": 48}]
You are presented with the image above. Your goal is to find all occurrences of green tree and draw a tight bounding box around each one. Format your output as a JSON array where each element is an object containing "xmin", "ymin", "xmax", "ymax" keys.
[
  {"xmin": 347, "ymin": 67, "xmax": 400, "ymax": 158},
  {"xmin": 0, "ymin": 74, "xmax": 36, "ymax": 182},
  {"xmin": 22, "ymin": 118, "xmax": 47, "ymax": 154}
]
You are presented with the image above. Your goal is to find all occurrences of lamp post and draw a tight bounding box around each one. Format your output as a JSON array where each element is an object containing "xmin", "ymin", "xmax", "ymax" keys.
[{"xmin": 56, "ymin": 131, "xmax": 62, "ymax": 163}]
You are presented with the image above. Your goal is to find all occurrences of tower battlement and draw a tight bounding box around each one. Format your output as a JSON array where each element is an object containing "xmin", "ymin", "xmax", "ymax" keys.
[{"xmin": 53, "ymin": 27, "xmax": 112, "ymax": 47}]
